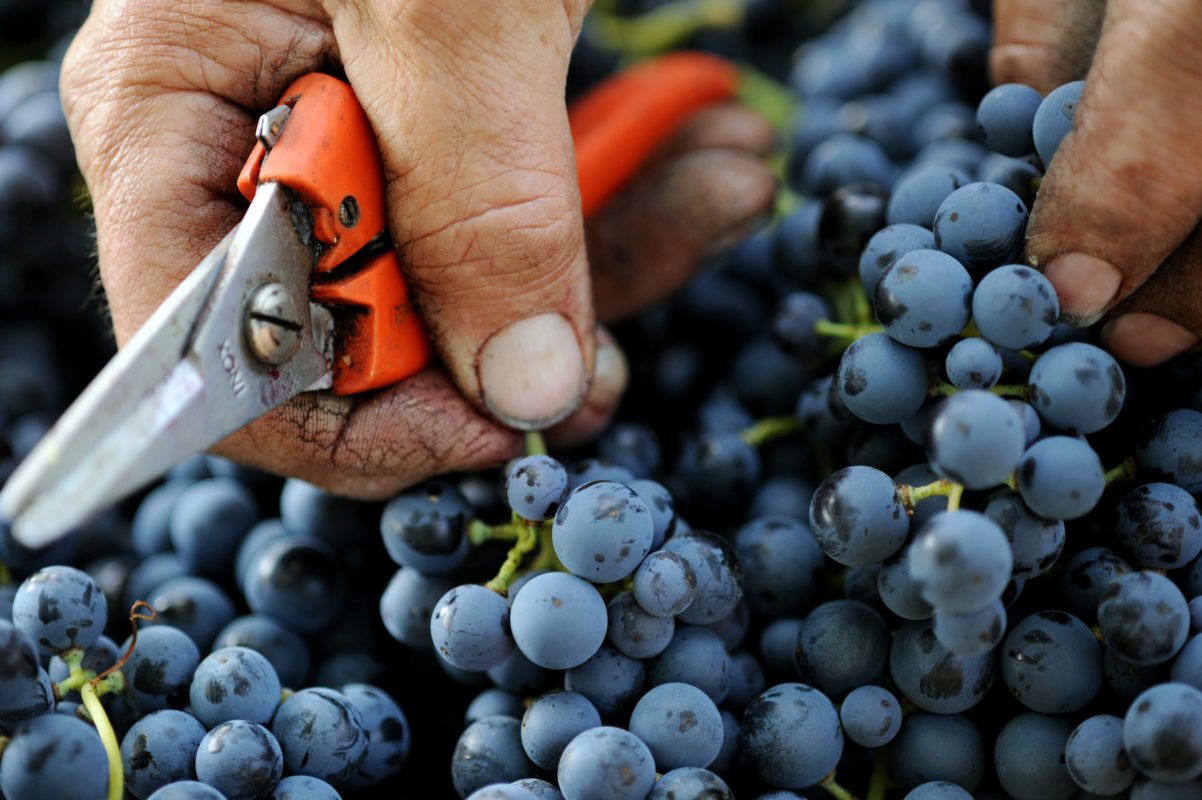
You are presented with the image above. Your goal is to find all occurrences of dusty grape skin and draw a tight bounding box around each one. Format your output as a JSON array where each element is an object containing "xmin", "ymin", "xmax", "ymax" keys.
[
  {"xmin": 1098, "ymin": 572, "xmax": 1190, "ymax": 667},
  {"xmin": 739, "ymin": 683, "xmax": 843, "ymax": 790},
  {"xmin": 809, "ymin": 466, "xmax": 909, "ymax": 567}
]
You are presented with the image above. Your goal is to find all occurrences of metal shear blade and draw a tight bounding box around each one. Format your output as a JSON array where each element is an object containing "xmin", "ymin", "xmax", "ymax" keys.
[{"xmin": 0, "ymin": 183, "xmax": 333, "ymax": 548}]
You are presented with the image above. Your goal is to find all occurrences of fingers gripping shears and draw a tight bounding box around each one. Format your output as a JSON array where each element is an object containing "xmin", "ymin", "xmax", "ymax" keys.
[{"xmin": 0, "ymin": 52, "xmax": 738, "ymax": 547}]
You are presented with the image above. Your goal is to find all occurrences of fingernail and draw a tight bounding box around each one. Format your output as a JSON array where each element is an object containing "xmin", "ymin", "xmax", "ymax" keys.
[
  {"xmin": 1042, "ymin": 252, "xmax": 1122, "ymax": 326},
  {"xmin": 1100, "ymin": 313, "xmax": 1199, "ymax": 367},
  {"xmin": 706, "ymin": 209, "xmax": 774, "ymax": 256},
  {"xmin": 589, "ymin": 329, "xmax": 629, "ymax": 410},
  {"xmin": 478, "ymin": 312, "xmax": 587, "ymax": 430}
]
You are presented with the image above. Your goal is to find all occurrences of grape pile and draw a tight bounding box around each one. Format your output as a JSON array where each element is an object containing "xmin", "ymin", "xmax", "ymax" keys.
[{"xmin": 5, "ymin": 0, "xmax": 1202, "ymax": 799}]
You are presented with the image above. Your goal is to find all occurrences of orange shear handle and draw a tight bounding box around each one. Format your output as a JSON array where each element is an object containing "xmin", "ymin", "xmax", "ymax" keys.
[{"xmin": 240, "ymin": 52, "xmax": 738, "ymax": 396}]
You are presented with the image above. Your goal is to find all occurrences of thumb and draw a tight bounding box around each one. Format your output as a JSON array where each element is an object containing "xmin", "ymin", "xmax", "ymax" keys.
[
  {"xmin": 1025, "ymin": 0, "xmax": 1202, "ymax": 326},
  {"xmin": 990, "ymin": 0, "xmax": 1104, "ymax": 92},
  {"xmin": 329, "ymin": 0, "xmax": 593, "ymax": 430}
]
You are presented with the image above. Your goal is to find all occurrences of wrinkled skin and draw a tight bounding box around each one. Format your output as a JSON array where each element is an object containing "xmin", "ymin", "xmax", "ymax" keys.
[{"xmin": 60, "ymin": 0, "xmax": 775, "ymax": 497}]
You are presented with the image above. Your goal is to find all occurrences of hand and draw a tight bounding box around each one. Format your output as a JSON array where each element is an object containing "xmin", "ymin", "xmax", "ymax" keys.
[
  {"xmin": 60, "ymin": 0, "xmax": 775, "ymax": 496},
  {"xmin": 992, "ymin": 0, "xmax": 1202, "ymax": 366}
]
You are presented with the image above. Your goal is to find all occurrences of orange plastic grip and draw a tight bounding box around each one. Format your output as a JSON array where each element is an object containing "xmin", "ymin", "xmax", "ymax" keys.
[{"xmin": 570, "ymin": 52, "xmax": 739, "ymax": 217}]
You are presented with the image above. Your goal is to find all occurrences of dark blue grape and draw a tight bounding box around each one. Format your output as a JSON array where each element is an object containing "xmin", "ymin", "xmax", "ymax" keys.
[
  {"xmin": 466, "ymin": 786, "xmax": 540, "ymax": 800},
  {"xmin": 234, "ymin": 519, "xmax": 289, "ymax": 592},
  {"xmin": 660, "ymin": 531, "xmax": 743, "ymax": 625},
  {"xmin": 732, "ymin": 338, "xmax": 807, "ymax": 417},
  {"xmin": 1032, "ymin": 80, "xmax": 1084, "ymax": 165},
  {"xmin": 280, "ymin": 478, "xmax": 367, "ymax": 543},
  {"xmin": 927, "ymin": 390, "xmax": 1025, "ymax": 489},
  {"xmin": 888, "ymin": 713, "xmax": 984, "ymax": 793},
  {"xmin": 759, "ymin": 618, "xmax": 803, "ymax": 676},
  {"xmin": 244, "ymin": 536, "xmax": 345, "ymax": 634},
  {"xmin": 380, "ymin": 480, "xmax": 471, "ymax": 574},
  {"xmin": 557, "ymin": 726, "xmax": 655, "ymax": 800},
  {"xmin": 840, "ymin": 684, "xmax": 901, "ymax": 747},
  {"xmin": 145, "ymin": 575, "xmax": 235, "ymax": 652},
  {"xmin": 909, "ymin": 510, "xmax": 1012, "ymax": 612},
  {"xmin": 859, "ymin": 224, "xmax": 937, "ymax": 297},
  {"xmin": 774, "ymin": 198, "xmax": 824, "ymax": 285},
  {"xmin": 772, "ymin": 292, "xmax": 833, "ymax": 359},
  {"xmin": 711, "ymin": 709, "xmax": 740, "ymax": 776},
  {"xmin": 552, "ymin": 481, "xmax": 652, "ymax": 583},
  {"xmin": 467, "ymin": 689, "xmax": 523, "ymax": 725},
  {"xmin": 124, "ymin": 552, "xmax": 188, "ymax": 611},
  {"xmin": 132, "ymin": 479, "xmax": 191, "ymax": 558},
  {"xmin": 1065, "ymin": 715, "xmax": 1136, "ymax": 796},
  {"xmin": 836, "ymin": 333, "xmax": 929, "ymax": 425},
  {"xmin": 1173, "ymin": 635, "xmax": 1202, "ymax": 689},
  {"xmin": 566, "ymin": 458, "xmax": 635, "ymax": 491},
  {"xmin": 505, "ymin": 456, "xmax": 570, "ymax": 522},
  {"xmin": 802, "ymin": 133, "xmax": 895, "ymax": 194},
  {"xmin": 945, "ymin": 338, "xmax": 1001, "ymax": 390},
  {"xmin": 1098, "ymin": 571, "xmax": 1189, "ymax": 666},
  {"xmin": 605, "ymin": 590, "xmax": 673, "ymax": 659},
  {"xmin": 1106, "ymin": 648, "xmax": 1165, "ymax": 700},
  {"xmin": 1008, "ymin": 399, "xmax": 1041, "ymax": 445},
  {"xmin": 975, "ymin": 153, "xmax": 1041, "ymax": 207},
  {"xmin": 878, "ymin": 547, "xmax": 936, "ymax": 621},
  {"xmin": 933, "ymin": 182, "xmax": 1027, "ymax": 274},
  {"xmin": 509, "ymin": 572, "xmax": 606, "ymax": 671},
  {"xmin": 984, "ymin": 491, "xmax": 1065, "ymax": 580},
  {"xmin": 912, "ymin": 101, "xmax": 976, "ymax": 146},
  {"xmin": 195, "ymin": 720, "xmax": 283, "ymax": 800},
  {"xmin": 631, "ymin": 550, "xmax": 695, "ymax": 619},
  {"xmin": 628, "ymin": 479, "xmax": 674, "ymax": 550},
  {"xmin": 12, "ymin": 564, "xmax": 106, "ymax": 656},
  {"xmin": 749, "ymin": 476, "xmax": 816, "ymax": 522},
  {"xmin": 189, "ymin": 646, "xmax": 281, "ymax": 728},
  {"xmin": 934, "ymin": 600, "xmax": 1005, "ymax": 657},
  {"xmin": 976, "ymin": 83, "xmax": 1042, "ymax": 156},
  {"xmin": 885, "ymin": 165, "xmax": 968, "ymax": 228},
  {"xmin": 168, "ymin": 477, "xmax": 258, "ymax": 578},
  {"xmin": 0, "ymin": 713, "xmax": 109, "ymax": 800},
  {"xmin": 271, "ymin": 775, "xmax": 341, "ymax": 800},
  {"xmin": 1115, "ymin": 482, "xmax": 1202, "ymax": 568},
  {"xmin": 648, "ymin": 626, "xmax": 731, "ymax": 705},
  {"xmin": 1002, "ymin": 611, "xmax": 1102, "ymax": 713},
  {"xmin": 726, "ymin": 648, "xmax": 766, "ymax": 711},
  {"xmin": 890, "ymin": 619, "xmax": 996, "ymax": 714},
  {"xmin": 0, "ymin": 664, "xmax": 54, "ymax": 725},
  {"xmin": 430, "ymin": 584, "xmax": 514, "ymax": 672},
  {"xmin": 213, "ymin": 614, "xmax": 311, "ymax": 690},
  {"xmin": 903, "ymin": 783, "xmax": 972, "ymax": 800},
  {"xmin": 597, "ymin": 422, "xmax": 660, "ymax": 478},
  {"xmin": 120, "ymin": 709, "xmax": 207, "ymax": 800},
  {"xmin": 1136, "ymin": 409, "xmax": 1202, "ymax": 493},
  {"xmin": 486, "ymin": 649, "xmax": 551, "ymax": 696},
  {"xmin": 379, "ymin": 567, "xmax": 452, "ymax": 651},
  {"xmin": 647, "ymin": 768, "xmax": 732, "ymax": 800},
  {"xmin": 1130, "ymin": 778, "xmax": 1202, "ymax": 799},
  {"xmin": 146, "ymin": 782, "xmax": 226, "ymax": 800},
  {"xmin": 122, "ymin": 624, "xmax": 201, "ymax": 713},
  {"xmin": 630, "ymin": 681, "xmax": 723, "ymax": 770},
  {"xmin": 1124, "ymin": 682, "xmax": 1202, "ymax": 782},
  {"xmin": 1027, "ymin": 342, "xmax": 1126, "ymax": 434},
  {"xmin": 994, "ymin": 713, "xmax": 1075, "ymax": 800},
  {"xmin": 341, "ymin": 683, "xmax": 410, "ymax": 789},
  {"xmin": 1017, "ymin": 436, "xmax": 1105, "ymax": 520},
  {"xmin": 563, "ymin": 646, "xmax": 645, "ymax": 718},
  {"xmin": 733, "ymin": 515, "xmax": 823, "ymax": 618},
  {"xmin": 740, "ymin": 683, "xmax": 843, "ymax": 789},
  {"xmin": 676, "ymin": 430, "xmax": 762, "ymax": 509},
  {"xmin": 512, "ymin": 778, "xmax": 563, "ymax": 800},
  {"xmin": 519, "ymin": 690, "xmax": 600, "ymax": 772},
  {"xmin": 0, "ymin": 619, "xmax": 42, "ymax": 722},
  {"xmin": 795, "ymin": 600, "xmax": 889, "ymax": 698},
  {"xmin": 972, "ymin": 264, "xmax": 1059, "ymax": 350},
  {"xmin": 272, "ymin": 687, "xmax": 369, "ymax": 785},
  {"xmin": 874, "ymin": 249, "xmax": 972, "ymax": 348},
  {"xmin": 809, "ymin": 465, "xmax": 909, "ymax": 567}
]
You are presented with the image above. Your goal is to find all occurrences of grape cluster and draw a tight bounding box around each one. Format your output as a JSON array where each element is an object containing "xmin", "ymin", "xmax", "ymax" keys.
[{"xmin": 7, "ymin": 0, "xmax": 1202, "ymax": 799}]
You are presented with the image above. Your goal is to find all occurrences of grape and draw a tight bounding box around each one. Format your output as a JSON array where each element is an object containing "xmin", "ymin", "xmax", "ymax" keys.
[
  {"xmin": 563, "ymin": 646, "xmax": 645, "ymax": 717},
  {"xmin": 771, "ymin": 291, "xmax": 832, "ymax": 360},
  {"xmin": 1173, "ymin": 635, "xmax": 1202, "ymax": 690},
  {"xmin": 1017, "ymin": 436, "xmax": 1105, "ymax": 520},
  {"xmin": 802, "ymin": 132, "xmax": 895, "ymax": 195},
  {"xmin": 660, "ymin": 531, "xmax": 743, "ymax": 625},
  {"xmin": 466, "ymin": 786, "xmax": 540, "ymax": 800},
  {"xmin": 1136, "ymin": 409, "xmax": 1202, "ymax": 493},
  {"xmin": 146, "ymin": 782, "xmax": 227, "ymax": 800},
  {"xmin": 1027, "ymin": 343, "xmax": 1126, "ymax": 434},
  {"xmin": 628, "ymin": 479, "xmax": 674, "ymax": 551},
  {"xmin": 994, "ymin": 713, "xmax": 1076, "ymax": 800},
  {"xmin": 552, "ymin": 481, "xmax": 652, "ymax": 583},
  {"xmin": 984, "ymin": 491, "xmax": 1065, "ymax": 580},
  {"xmin": 933, "ymin": 182, "xmax": 1027, "ymax": 274},
  {"xmin": 452, "ymin": 716, "xmax": 537, "ymax": 797},
  {"xmin": 886, "ymin": 164, "xmax": 969, "ymax": 227},
  {"xmin": 878, "ymin": 548, "xmax": 936, "ymax": 621},
  {"xmin": 810, "ymin": 465, "xmax": 909, "ymax": 566},
  {"xmin": 888, "ymin": 713, "xmax": 984, "ymax": 793},
  {"xmin": 430, "ymin": 584, "xmax": 515, "ymax": 672},
  {"xmin": 836, "ymin": 332, "xmax": 929, "ymax": 425},
  {"xmin": 124, "ymin": 553, "xmax": 188, "ymax": 611},
  {"xmin": 733, "ymin": 515, "xmax": 823, "ymax": 617},
  {"xmin": 774, "ymin": 197, "xmax": 825, "ymax": 285},
  {"xmin": 726, "ymin": 649, "xmax": 767, "ymax": 711},
  {"xmin": 1032, "ymin": 80, "xmax": 1084, "ymax": 165},
  {"xmin": 272, "ymin": 775, "xmax": 342, "ymax": 800},
  {"xmin": 927, "ymin": 390, "xmax": 1025, "ymax": 489},
  {"xmin": 1115, "ymin": 482, "xmax": 1202, "ymax": 568},
  {"xmin": 647, "ymin": 768, "xmax": 733, "ymax": 799},
  {"xmin": 1131, "ymin": 779, "xmax": 1202, "ymax": 799},
  {"xmin": 280, "ymin": 478, "xmax": 366, "ymax": 544},
  {"xmin": 1106, "ymin": 648, "xmax": 1165, "ymax": 700},
  {"xmin": 1065, "ymin": 715, "xmax": 1136, "ymax": 795},
  {"xmin": 132, "ymin": 479, "xmax": 191, "ymax": 558},
  {"xmin": 795, "ymin": 599, "xmax": 889, "ymax": 698},
  {"xmin": 629, "ymin": 682, "xmax": 723, "ymax": 770},
  {"xmin": 486, "ymin": 649, "xmax": 551, "ymax": 696},
  {"xmin": 195, "ymin": 720, "xmax": 284, "ymax": 800},
  {"xmin": 859, "ymin": 224, "xmax": 937, "ymax": 295},
  {"xmin": 676, "ymin": 430, "xmax": 762, "ymax": 509},
  {"xmin": 890, "ymin": 619, "xmax": 996, "ymax": 714},
  {"xmin": 557, "ymin": 727, "xmax": 655, "ymax": 800},
  {"xmin": 467, "ymin": 689, "xmax": 523, "ymax": 725},
  {"xmin": 340, "ymin": 683, "xmax": 410, "ymax": 789},
  {"xmin": 12, "ymin": 564, "xmax": 106, "ymax": 656},
  {"xmin": 760, "ymin": 618, "xmax": 804, "ymax": 675},
  {"xmin": 1098, "ymin": 572, "xmax": 1189, "ymax": 666},
  {"xmin": 188, "ymin": 646, "xmax": 281, "ymax": 728},
  {"xmin": 740, "ymin": 683, "xmax": 843, "ymax": 789},
  {"xmin": 272, "ymin": 687, "xmax": 369, "ymax": 785},
  {"xmin": 243, "ymin": 536, "xmax": 345, "ymax": 634},
  {"xmin": 874, "ymin": 248, "xmax": 972, "ymax": 348},
  {"xmin": 379, "ymin": 568, "xmax": 453, "ymax": 651},
  {"xmin": 1124, "ymin": 682, "xmax": 1202, "ymax": 782},
  {"xmin": 974, "ymin": 267, "xmax": 1058, "ymax": 351},
  {"xmin": 631, "ymin": 550, "xmax": 695, "ymax": 619},
  {"xmin": 0, "ymin": 619, "xmax": 42, "ymax": 721},
  {"xmin": 122, "ymin": 624, "xmax": 201, "ymax": 713},
  {"xmin": 945, "ymin": 338, "xmax": 1001, "ymax": 390},
  {"xmin": 380, "ymin": 480, "xmax": 472, "ymax": 574},
  {"xmin": 596, "ymin": 422, "xmax": 660, "ymax": 478},
  {"xmin": 975, "ymin": 83, "xmax": 1042, "ymax": 156},
  {"xmin": 976, "ymin": 152, "xmax": 1041, "ymax": 207},
  {"xmin": 234, "ymin": 519, "xmax": 288, "ymax": 591},
  {"xmin": 145, "ymin": 576, "xmax": 236, "ymax": 652},
  {"xmin": 839, "ymin": 685, "xmax": 902, "ymax": 747},
  {"xmin": 903, "ymin": 783, "xmax": 972, "ymax": 800},
  {"xmin": 121, "ymin": 710, "xmax": 207, "ymax": 800},
  {"xmin": 909, "ymin": 510, "xmax": 1012, "ymax": 613},
  {"xmin": 169, "ymin": 477, "xmax": 258, "ymax": 578},
  {"xmin": 934, "ymin": 599, "xmax": 1005, "ymax": 657},
  {"xmin": 1058, "ymin": 547, "xmax": 1133, "ymax": 621},
  {"xmin": 520, "ymin": 691, "xmax": 600, "ymax": 771},
  {"xmin": 509, "ymin": 572, "xmax": 607, "ymax": 670},
  {"xmin": 1002, "ymin": 611, "xmax": 1102, "ymax": 713},
  {"xmin": 505, "ymin": 456, "xmax": 570, "ymax": 522},
  {"xmin": 605, "ymin": 591, "xmax": 673, "ymax": 659},
  {"xmin": 0, "ymin": 713, "xmax": 109, "ymax": 800},
  {"xmin": 512, "ymin": 779, "xmax": 564, "ymax": 800},
  {"xmin": 648, "ymin": 626, "xmax": 731, "ymax": 705},
  {"xmin": 566, "ymin": 458, "xmax": 635, "ymax": 491}
]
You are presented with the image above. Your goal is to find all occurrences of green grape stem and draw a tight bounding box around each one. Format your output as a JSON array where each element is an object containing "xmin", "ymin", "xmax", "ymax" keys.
[
  {"xmin": 80, "ymin": 677, "xmax": 122, "ymax": 800},
  {"xmin": 1104, "ymin": 455, "xmax": 1138, "ymax": 487},
  {"xmin": 468, "ymin": 519, "xmax": 523, "ymax": 547},
  {"xmin": 814, "ymin": 319, "xmax": 885, "ymax": 342},
  {"xmin": 819, "ymin": 773, "xmax": 860, "ymax": 800},
  {"xmin": 741, "ymin": 415, "xmax": 803, "ymax": 447},
  {"xmin": 485, "ymin": 520, "xmax": 542, "ymax": 594},
  {"xmin": 866, "ymin": 747, "xmax": 892, "ymax": 800},
  {"xmin": 524, "ymin": 431, "xmax": 548, "ymax": 457},
  {"xmin": 896, "ymin": 479, "xmax": 961, "ymax": 514}
]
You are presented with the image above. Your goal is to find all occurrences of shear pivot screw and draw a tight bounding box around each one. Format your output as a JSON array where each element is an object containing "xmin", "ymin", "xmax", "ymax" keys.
[{"xmin": 246, "ymin": 283, "xmax": 303, "ymax": 366}]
